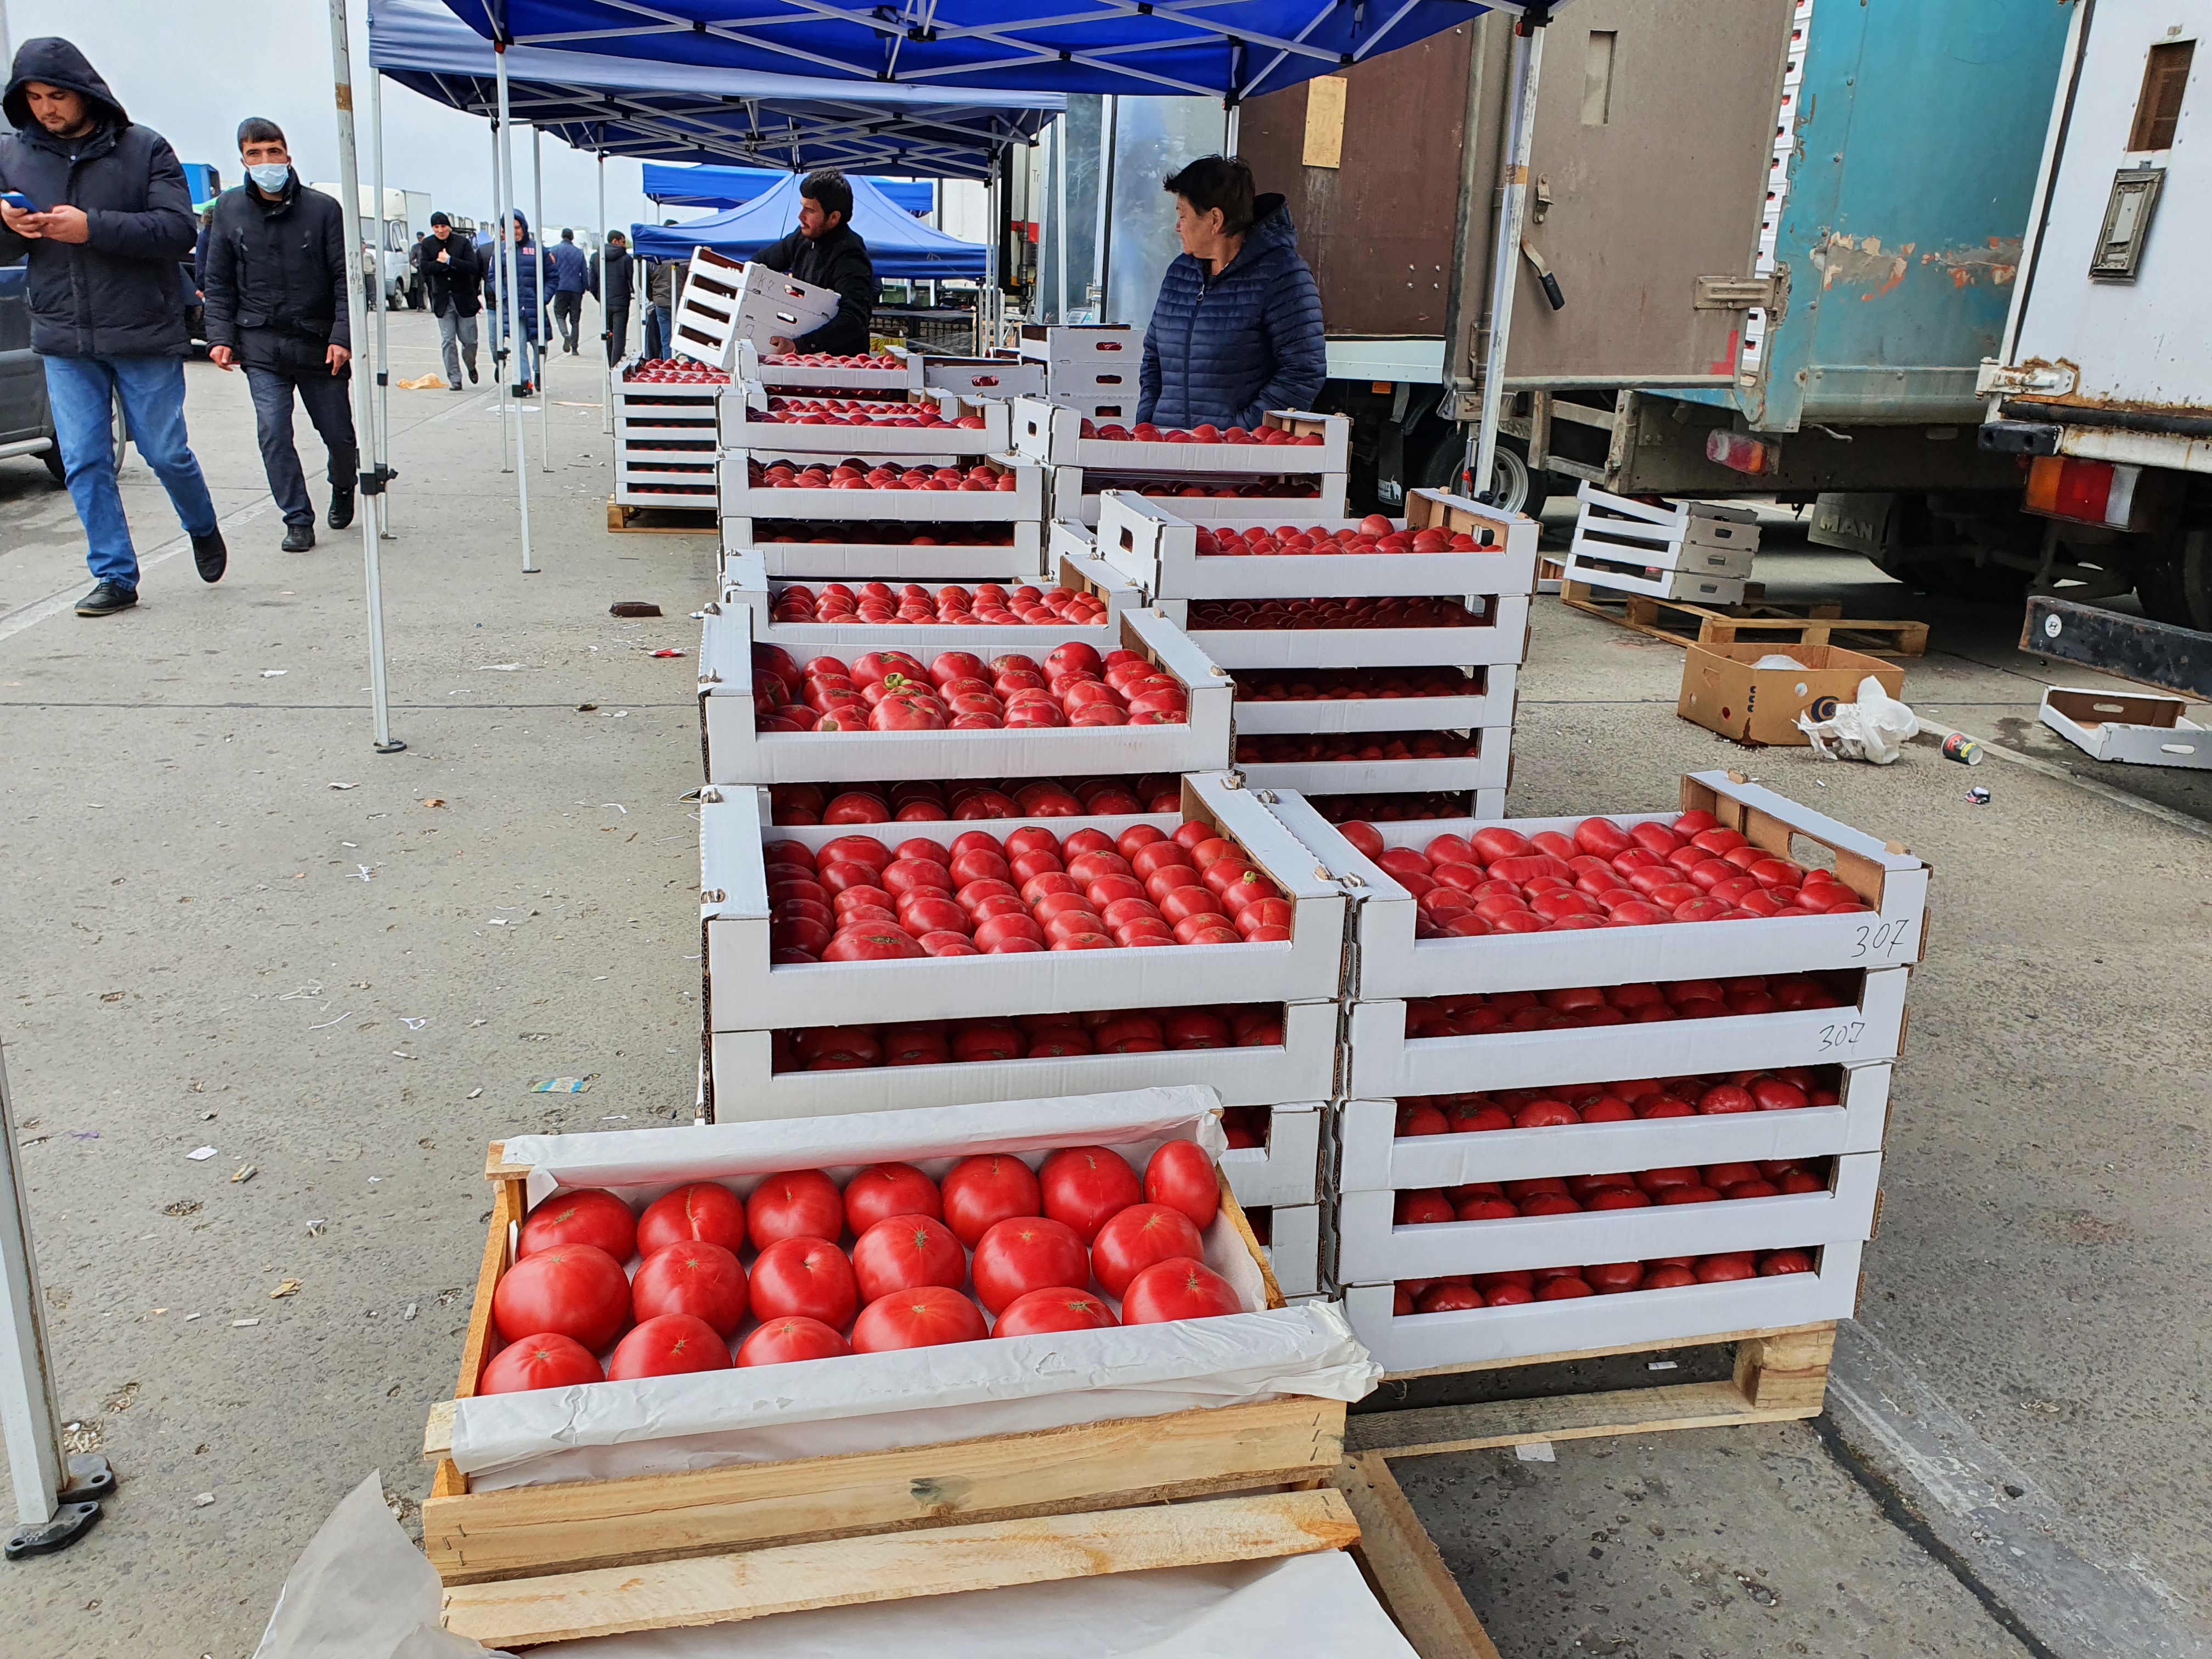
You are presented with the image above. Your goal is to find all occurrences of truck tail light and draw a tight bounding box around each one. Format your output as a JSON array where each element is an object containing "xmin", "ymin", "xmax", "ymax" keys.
[
  {"xmin": 2024, "ymin": 455, "xmax": 2140, "ymax": 527},
  {"xmin": 1706, "ymin": 429, "xmax": 1779, "ymax": 476}
]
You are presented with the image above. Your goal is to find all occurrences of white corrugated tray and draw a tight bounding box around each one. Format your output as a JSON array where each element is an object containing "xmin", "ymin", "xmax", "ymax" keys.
[
  {"xmin": 1237, "ymin": 730, "xmax": 1513, "ymax": 797},
  {"xmin": 1057, "ymin": 470, "xmax": 1349, "ymax": 528},
  {"xmin": 1013, "ymin": 400, "xmax": 1351, "ymax": 473},
  {"xmin": 723, "ymin": 453, "xmax": 1044, "ymax": 522},
  {"xmin": 1232, "ymin": 668, "xmax": 1516, "ymax": 737},
  {"xmin": 719, "ymin": 387, "xmax": 1012, "ymax": 455},
  {"xmin": 1163, "ymin": 595, "xmax": 1533, "ymax": 671},
  {"xmin": 725, "ymin": 518, "xmax": 1045, "ymax": 582}
]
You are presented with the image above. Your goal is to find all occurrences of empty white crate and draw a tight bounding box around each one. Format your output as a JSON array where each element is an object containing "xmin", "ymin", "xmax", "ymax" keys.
[{"xmin": 2039, "ymin": 687, "xmax": 2212, "ymax": 770}]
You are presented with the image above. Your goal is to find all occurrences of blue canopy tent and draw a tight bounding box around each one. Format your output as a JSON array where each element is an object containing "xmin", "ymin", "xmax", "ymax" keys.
[
  {"xmin": 630, "ymin": 170, "xmax": 984, "ymax": 278},
  {"xmin": 644, "ymin": 163, "xmax": 933, "ymax": 215}
]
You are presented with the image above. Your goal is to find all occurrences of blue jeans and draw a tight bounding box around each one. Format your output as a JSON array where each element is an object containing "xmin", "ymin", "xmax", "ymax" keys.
[
  {"xmin": 44, "ymin": 354, "xmax": 217, "ymax": 591},
  {"xmin": 501, "ymin": 323, "xmax": 539, "ymax": 388},
  {"xmin": 651, "ymin": 304, "xmax": 672, "ymax": 360}
]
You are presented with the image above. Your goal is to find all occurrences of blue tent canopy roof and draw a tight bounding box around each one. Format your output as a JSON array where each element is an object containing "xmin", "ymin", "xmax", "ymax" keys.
[
  {"xmin": 446, "ymin": 0, "xmax": 1530, "ymax": 102},
  {"xmin": 372, "ymin": 0, "xmax": 1061, "ymax": 179},
  {"xmin": 642, "ymin": 162, "xmax": 933, "ymax": 214},
  {"xmin": 630, "ymin": 170, "xmax": 983, "ymax": 277}
]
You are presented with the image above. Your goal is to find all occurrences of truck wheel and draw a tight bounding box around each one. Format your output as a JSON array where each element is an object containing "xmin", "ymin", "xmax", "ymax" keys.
[
  {"xmin": 1475, "ymin": 436, "xmax": 1548, "ymax": 518},
  {"xmin": 2136, "ymin": 530, "xmax": 2212, "ymax": 630}
]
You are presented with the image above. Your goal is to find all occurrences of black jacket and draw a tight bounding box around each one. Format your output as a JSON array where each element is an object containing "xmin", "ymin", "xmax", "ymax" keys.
[
  {"xmin": 0, "ymin": 38, "xmax": 196, "ymax": 357},
  {"xmin": 201, "ymin": 172, "xmax": 351, "ymax": 376},
  {"xmin": 590, "ymin": 244, "xmax": 632, "ymax": 311},
  {"xmin": 422, "ymin": 230, "xmax": 481, "ymax": 317},
  {"xmin": 756, "ymin": 222, "xmax": 874, "ymax": 355}
]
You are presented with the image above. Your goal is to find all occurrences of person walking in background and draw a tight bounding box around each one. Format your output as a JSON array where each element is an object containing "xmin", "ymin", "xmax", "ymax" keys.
[
  {"xmin": 590, "ymin": 227, "xmax": 631, "ymax": 363},
  {"xmin": 484, "ymin": 210, "xmax": 542, "ymax": 392},
  {"xmin": 645, "ymin": 236, "xmax": 675, "ymax": 360},
  {"xmin": 202, "ymin": 116, "xmax": 357, "ymax": 554},
  {"xmin": 422, "ymin": 210, "xmax": 480, "ymax": 390},
  {"xmin": 756, "ymin": 170, "xmax": 876, "ymax": 356},
  {"xmin": 548, "ymin": 226, "xmax": 586, "ymax": 353},
  {"xmin": 1137, "ymin": 155, "xmax": 1325, "ymax": 432},
  {"xmin": 0, "ymin": 38, "xmax": 224, "ymax": 616}
]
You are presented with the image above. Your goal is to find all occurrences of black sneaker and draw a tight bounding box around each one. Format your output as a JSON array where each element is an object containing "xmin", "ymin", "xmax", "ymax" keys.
[
  {"xmin": 193, "ymin": 528, "xmax": 228, "ymax": 584},
  {"xmin": 281, "ymin": 523, "xmax": 315, "ymax": 552},
  {"xmin": 467, "ymin": 361, "xmax": 479, "ymax": 383},
  {"xmin": 328, "ymin": 488, "xmax": 356, "ymax": 531},
  {"xmin": 75, "ymin": 581, "xmax": 137, "ymax": 617}
]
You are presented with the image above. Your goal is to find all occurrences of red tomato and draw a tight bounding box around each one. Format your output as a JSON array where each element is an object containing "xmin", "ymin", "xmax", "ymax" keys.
[
  {"xmin": 1142, "ymin": 1139, "xmax": 1221, "ymax": 1230},
  {"xmin": 1537, "ymin": 1276, "xmax": 1594, "ymax": 1300},
  {"xmin": 1120, "ymin": 1256, "xmax": 1243, "ymax": 1324},
  {"xmin": 993, "ymin": 1287, "xmax": 1118, "ymax": 1336},
  {"xmin": 849, "ymin": 1214, "xmax": 968, "ymax": 1304},
  {"xmin": 747, "ymin": 1169, "xmax": 845, "ymax": 1247},
  {"xmin": 607, "ymin": 1313, "xmax": 733, "ymax": 1380},
  {"xmin": 748, "ymin": 1236, "xmax": 860, "ymax": 1330},
  {"xmin": 517, "ymin": 1188, "xmax": 636, "ymax": 1262},
  {"xmin": 844, "ymin": 1163, "xmax": 943, "ymax": 1234},
  {"xmin": 851, "ymin": 1285, "xmax": 989, "ymax": 1352},
  {"xmin": 1642, "ymin": 1263, "xmax": 1699, "ymax": 1289},
  {"xmin": 940, "ymin": 1155, "xmax": 1045, "ymax": 1246},
  {"xmin": 1039, "ymin": 1145, "xmax": 1143, "ymax": 1242},
  {"xmin": 1090, "ymin": 1203, "xmax": 1207, "ymax": 1297},
  {"xmin": 629, "ymin": 1241, "xmax": 748, "ymax": 1335},
  {"xmin": 971, "ymin": 1215, "xmax": 1089, "ymax": 1313},
  {"xmin": 635, "ymin": 1183, "xmax": 747, "ymax": 1257},
  {"xmin": 1697, "ymin": 1253, "xmax": 1757, "ymax": 1283},
  {"xmin": 478, "ymin": 1333, "xmax": 602, "ymax": 1394},
  {"xmin": 1758, "ymin": 1249, "xmax": 1815, "ymax": 1276},
  {"xmin": 492, "ymin": 1244, "xmax": 631, "ymax": 1350},
  {"xmin": 735, "ymin": 1316, "xmax": 853, "ymax": 1366},
  {"xmin": 1584, "ymin": 1261, "xmax": 1645, "ymax": 1295}
]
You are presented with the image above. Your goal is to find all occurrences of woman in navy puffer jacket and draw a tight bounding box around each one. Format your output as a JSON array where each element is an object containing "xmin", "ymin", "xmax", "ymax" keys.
[{"xmin": 1138, "ymin": 156, "xmax": 1326, "ymax": 431}]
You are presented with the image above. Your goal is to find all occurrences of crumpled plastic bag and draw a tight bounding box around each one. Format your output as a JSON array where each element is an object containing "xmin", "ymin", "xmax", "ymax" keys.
[
  {"xmin": 252, "ymin": 1472, "xmax": 509, "ymax": 1659},
  {"xmin": 1797, "ymin": 675, "xmax": 1917, "ymax": 764}
]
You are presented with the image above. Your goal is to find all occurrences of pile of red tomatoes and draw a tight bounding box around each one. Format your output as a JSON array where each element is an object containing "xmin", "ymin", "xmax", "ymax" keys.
[
  {"xmin": 770, "ymin": 580, "xmax": 1110, "ymax": 628},
  {"xmin": 1403, "ymin": 976, "xmax": 1852, "ymax": 1037},
  {"xmin": 482, "ymin": 1141, "xmax": 1245, "ymax": 1391},
  {"xmin": 773, "ymin": 1004, "xmax": 1285, "ymax": 1073},
  {"xmin": 1080, "ymin": 419, "xmax": 1325, "ymax": 448},
  {"xmin": 1395, "ymin": 1066, "xmax": 1839, "ymax": 1132},
  {"xmin": 768, "ymin": 775, "xmax": 1183, "ymax": 826},
  {"xmin": 1193, "ymin": 520, "xmax": 1491, "ymax": 556},
  {"xmin": 747, "ymin": 459, "xmax": 1020, "ymax": 493},
  {"xmin": 1394, "ymin": 1249, "xmax": 1816, "ymax": 1313},
  {"xmin": 764, "ymin": 818, "xmax": 1291, "ymax": 963},
  {"xmin": 751, "ymin": 396, "xmax": 990, "ymax": 431},
  {"xmin": 751, "ymin": 641, "xmax": 1188, "ymax": 734},
  {"xmin": 1184, "ymin": 595, "xmax": 1486, "ymax": 631}
]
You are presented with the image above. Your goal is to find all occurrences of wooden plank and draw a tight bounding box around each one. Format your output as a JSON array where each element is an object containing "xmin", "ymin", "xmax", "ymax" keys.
[
  {"xmin": 1370, "ymin": 1319, "xmax": 1835, "ymax": 1383},
  {"xmin": 438, "ymin": 1489, "xmax": 1361, "ymax": 1648},
  {"xmin": 1346, "ymin": 1377, "xmax": 1820, "ymax": 1461},
  {"xmin": 1301, "ymin": 75, "xmax": 1348, "ymax": 169},
  {"xmin": 608, "ymin": 495, "xmax": 718, "ymax": 534},
  {"xmin": 1735, "ymin": 1323, "xmax": 1837, "ymax": 1412},
  {"xmin": 424, "ymin": 1396, "xmax": 1346, "ymax": 1583},
  {"xmin": 1332, "ymin": 1453, "xmax": 1501, "ymax": 1659},
  {"xmin": 452, "ymin": 1180, "xmax": 520, "ymax": 1403},
  {"xmin": 1561, "ymin": 581, "xmax": 1928, "ymax": 656},
  {"xmin": 1220, "ymin": 1171, "xmax": 1289, "ymax": 1311}
]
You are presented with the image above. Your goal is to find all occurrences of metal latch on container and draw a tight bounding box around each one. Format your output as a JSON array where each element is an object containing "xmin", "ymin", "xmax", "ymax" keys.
[
  {"xmin": 1975, "ymin": 358, "xmax": 2078, "ymax": 398},
  {"xmin": 1695, "ymin": 275, "xmax": 1776, "ymax": 309}
]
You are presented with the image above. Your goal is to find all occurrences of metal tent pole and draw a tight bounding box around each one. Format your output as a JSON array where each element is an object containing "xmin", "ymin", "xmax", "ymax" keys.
[
  {"xmin": 532, "ymin": 125, "xmax": 550, "ymax": 472},
  {"xmin": 597, "ymin": 149, "xmax": 612, "ymax": 436},
  {"xmin": 1224, "ymin": 103, "xmax": 1240, "ymax": 155},
  {"xmin": 1093, "ymin": 96, "xmax": 1116, "ymax": 322},
  {"xmin": 492, "ymin": 120, "xmax": 510, "ymax": 469},
  {"xmin": 370, "ymin": 65, "xmax": 392, "ymax": 539},
  {"xmin": 983, "ymin": 151, "xmax": 1000, "ymax": 352},
  {"xmin": 494, "ymin": 45, "xmax": 538, "ymax": 572},
  {"xmin": 329, "ymin": 0, "xmax": 403, "ymax": 753},
  {"xmin": 1052, "ymin": 117, "xmax": 1069, "ymax": 325},
  {"xmin": 1471, "ymin": 18, "xmax": 1546, "ymax": 504}
]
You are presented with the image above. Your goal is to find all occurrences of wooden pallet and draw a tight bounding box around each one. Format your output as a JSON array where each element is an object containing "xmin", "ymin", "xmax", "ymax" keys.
[
  {"xmin": 1562, "ymin": 579, "xmax": 1929, "ymax": 657},
  {"xmin": 1348, "ymin": 1322, "xmax": 1838, "ymax": 1460},
  {"xmin": 608, "ymin": 494, "xmax": 718, "ymax": 533}
]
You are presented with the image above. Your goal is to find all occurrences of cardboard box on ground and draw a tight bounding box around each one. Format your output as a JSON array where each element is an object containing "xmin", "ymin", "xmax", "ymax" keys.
[{"xmin": 1678, "ymin": 642, "xmax": 1906, "ymax": 747}]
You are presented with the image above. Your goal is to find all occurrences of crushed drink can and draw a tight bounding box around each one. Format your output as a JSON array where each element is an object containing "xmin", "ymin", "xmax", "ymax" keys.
[
  {"xmin": 1967, "ymin": 785, "xmax": 1991, "ymax": 805},
  {"xmin": 1942, "ymin": 732, "xmax": 1984, "ymax": 765}
]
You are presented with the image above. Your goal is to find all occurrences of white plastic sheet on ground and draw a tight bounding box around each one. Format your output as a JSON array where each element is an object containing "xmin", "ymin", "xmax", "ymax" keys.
[
  {"xmin": 1798, "ymin": 674, "xmax": 1918, "ymax": 764},
  {"xmin": 453, "ymin": 1088, "xmax": 1381, "ymax": 1489}
]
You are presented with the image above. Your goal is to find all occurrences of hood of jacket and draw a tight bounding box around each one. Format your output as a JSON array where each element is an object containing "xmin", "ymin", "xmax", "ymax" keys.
[
  {"xmin": 1223, "ymin": 194, "xmax": 1296, "ymax": 275},
  {"xmin": 4, "ymin": 37, "xmax": 126, "ymax": 133}
]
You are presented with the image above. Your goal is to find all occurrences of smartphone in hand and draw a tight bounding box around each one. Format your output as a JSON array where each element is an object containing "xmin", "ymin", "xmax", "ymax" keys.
[{"xmin": 0, "ymin": 192, "xmax": 35, "ymax": 212}]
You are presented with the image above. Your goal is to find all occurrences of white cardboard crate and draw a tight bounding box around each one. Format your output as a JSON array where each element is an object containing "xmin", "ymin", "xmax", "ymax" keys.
[
  {"xmin": 1335, "ymin": 1150, "xmax": 1880, "ymax": 1285},
  {"xmin": 702, "ymin": 773, "xmax": 1351, "ymax": 1028},
  {"xmin": 1570, "ymin": 482, "xmax": 1760, "ymax": 579},
  {"xmin": 1265, "ymin": 773, "xmax": 1931, "ymax": 1001},
  {"xmin": 1232, "ymin": 668, "xmax": 1517, "ymax": 738},
  {"xmin": 708, "ymin": 1008, "xmax": 1340, "ymax": 1122},
  {"xmin": 922, "ymin": 354, "xmax": 1048, "ymax": 399},
  {"xmin": 1045, "ymin": 369, "xmax": 1139, "ymax": 413},
  {"xmin": 1339, "ymin": 1242, "xmax": 1863, "ymax": 1373},
  {"xmin": 1057, "ymin": 470, "xmax": 1349, "ymax": 528},
  {"xmin": 737, "ymin": 337, "xmax": 918, "ymax": 391},
  {"xmin": 1560, "ymin": 554, "xmax": 1747, "ymax": 607},
  {"xmin": 1165, "ymin": 596, "xmax": 1533, "ymax": 672},
  {"xmin": 725, "ymin": 519, "xmax": 1045, "ymax": 583},
  {"xmin": 1017, "ymin": 323, "xmax": 1136, "ymax": 366},
  {"xmin": 1238, "ymin": 729, "xmax": 1513, "ymax": 797},
  {"xmin": 721, "ymin": 453, "xmax": 1044, "ymax": 523},
  {"xmin": 1014, "ymin": 400, "xmax": 1351, "ymax": 473},
  {"xmin": 1227, "ymin": 1105, "xmax": 1325, "ymax": 1210},
  {"xmin": 698, "ymin": 607, "xmax": 1234, "ymax": 785},
  {"xmin": 719, "ymin": 387, "xmax": 1012, "ymax": 455},
  {"xmin": 614, "ymin": 370, "xmax": 725, "ymax": 409},
  {"xmin": 716, "ymin": 539, "xmax": 1141, "ymax": 648},
  {"xmin": 1261, "ymin": 1203, "xmax": 1324, "ymax": 1299},
  {"xmin": 1334, "ymin": 1064, "xmax": 1895, "ymax": 1192},
  {"xmin": 1345, "ymin": 969, "xmax": 1910, "ymax": 1098},
  {"xmin": 2038, "ymin": 687, "xmax": 2212, "ymax": 769},
  {"xmin": 1097, "ymin": 490, "xmax": 1537, "ymax": 600}
]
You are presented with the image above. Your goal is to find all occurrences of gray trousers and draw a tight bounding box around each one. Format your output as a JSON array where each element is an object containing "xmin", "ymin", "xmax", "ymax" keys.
[
  {"xmin": 245, "ymin": 364, "xmax": 357, "ymax": 528},
  {"xmin": 438, "ymin": 308, "xmax": 480, "ymax": 383}
]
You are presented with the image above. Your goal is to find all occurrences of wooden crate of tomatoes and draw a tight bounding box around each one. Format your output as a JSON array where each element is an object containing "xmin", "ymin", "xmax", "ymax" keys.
[{"xmin": 420, "ymin": 1089, "xmax": 1380, "ymax": 1586}]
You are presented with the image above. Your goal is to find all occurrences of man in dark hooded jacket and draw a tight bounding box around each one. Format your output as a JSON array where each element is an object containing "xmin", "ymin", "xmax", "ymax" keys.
[
  {"xmin": 1137, "ymin": 156, "xmax": 1325, "ymax": 433},
  {"xmin": 0, "ymin": 38, "xmax": 224, "ymax": 616}
]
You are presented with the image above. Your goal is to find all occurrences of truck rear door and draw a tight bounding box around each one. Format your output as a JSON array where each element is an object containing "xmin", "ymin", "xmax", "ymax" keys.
[{"xmin": 1504, "ymin": 1, "xmax": 1792, "ymax": 386}]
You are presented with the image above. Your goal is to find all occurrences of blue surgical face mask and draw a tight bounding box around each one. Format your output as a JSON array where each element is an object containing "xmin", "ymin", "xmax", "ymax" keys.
[{"xmin": 246, "ymin": 163, "xmax": 291, "ymax": 192}]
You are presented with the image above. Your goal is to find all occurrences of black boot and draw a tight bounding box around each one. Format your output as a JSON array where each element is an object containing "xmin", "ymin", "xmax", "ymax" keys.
[
  {"xmin": 281, "ymin": 523, "xmax": 315, "ymax": 552},
  {"xmin": 193, "ymin": 528, "xmax": 228, "ymax": 583},
  {"xmin": 75, "ymin": 581, "xmax": 138, "ymax": 617},
  {"xmin": 328, "ymin": 488, "xmax": 356, "ymax": 531}
]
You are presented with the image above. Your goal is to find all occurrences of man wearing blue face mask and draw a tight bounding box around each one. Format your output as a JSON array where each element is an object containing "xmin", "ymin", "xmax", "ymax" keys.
[{"xmin": 203, "ymin": 116, "xmax": 357, "ymax": 553}]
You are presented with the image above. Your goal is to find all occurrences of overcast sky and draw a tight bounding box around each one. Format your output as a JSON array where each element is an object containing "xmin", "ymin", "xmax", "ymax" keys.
[{"xmin": 1, "ymin": 0, "xmax": 714, "ymax": 234}]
